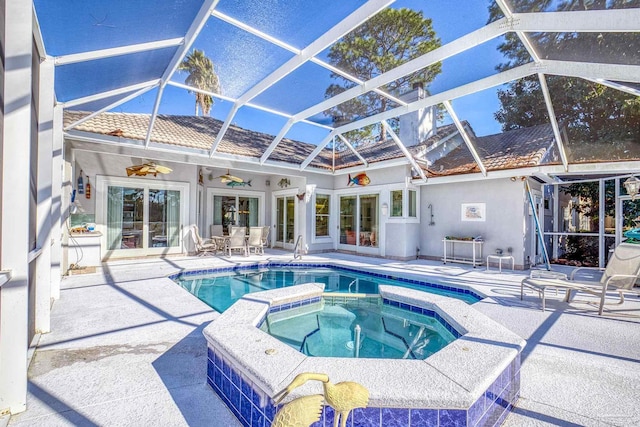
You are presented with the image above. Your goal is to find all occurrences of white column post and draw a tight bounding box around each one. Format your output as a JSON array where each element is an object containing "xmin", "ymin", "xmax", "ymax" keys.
[
  {"xmin": 552, "ymin": 184, "xmax": 559, "ymax": 260},
  {"xmin": 34, "ymin": 59, "xmax": 55, "ymax": 333},
  {"xmin": 50, "ymin": 105, "xmax": 64, "ymax": 299},
  {"xmin": 0, "ymin": 0, "xmax": 33, "ymax": 414}
]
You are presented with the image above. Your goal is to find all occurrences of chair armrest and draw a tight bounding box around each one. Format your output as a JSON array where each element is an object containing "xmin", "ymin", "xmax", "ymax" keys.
[
  {"xmin": 569, "ymin": 266, "xmax": 604, "ymax": 281},
  {"xmin": 604, "ymin": 274, "xmax": 640, "ymax": 289}
]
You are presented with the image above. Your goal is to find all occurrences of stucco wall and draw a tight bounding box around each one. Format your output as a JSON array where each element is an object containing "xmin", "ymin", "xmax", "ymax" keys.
[
  {"xmin": 73, "ymin": 150, "xmax": 197, "ymax": 217},
  {"xmin": 420, "ymin": 178, "xmax": 529, "ymax": 268},
  {"xmin": 386, "ymin": 222, "xmax": 421, "ymax": 259},
  {"xmin": 72, "ymin": 150, "xmax": 198, "ymax": 258},
  {"xmin": 71, "ymin": 148, "xmax": 538, "ymax": 267}
]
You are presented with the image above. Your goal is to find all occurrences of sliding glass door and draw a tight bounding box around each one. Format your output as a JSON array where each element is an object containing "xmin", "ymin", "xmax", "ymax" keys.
[
  {"xmin": 207, "ymin": 188, "xmax": 265, "ymax": 237},
  {"xmin": 97, "ymin": 177, "xmax": 189, "ymax": 258},
  {"xmin": 339, "ymin": 193, "xmax": 379, "ymax": 249}
]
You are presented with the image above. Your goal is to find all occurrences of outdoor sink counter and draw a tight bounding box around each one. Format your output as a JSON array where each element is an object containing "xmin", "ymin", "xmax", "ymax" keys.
[{"xmin": 203, "ymin": 284, "xmax": 525, "ymax": 427}]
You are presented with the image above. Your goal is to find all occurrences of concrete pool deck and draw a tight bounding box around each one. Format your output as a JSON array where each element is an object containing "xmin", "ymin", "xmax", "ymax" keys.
[{"xmin": 5, "ymin": 250, "xmax": 640, "ymax": 426}]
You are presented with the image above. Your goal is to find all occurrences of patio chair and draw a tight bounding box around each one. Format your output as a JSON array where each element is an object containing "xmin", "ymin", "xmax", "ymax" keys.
[
  {"xmin": 521, "ymin": 243, "xmax": 640, "ymax": 314},
  {"xmin": 209, "ymin": 224, "xmax": 228, "ymax": 252},
  {"xmin": 246, "ymin": 227, "xmax": 268, "ymax": 255},
  {"xmin": 210, "ymin": 224, "xmax": 224, "ymax": 237},
  {"xmin": 227, "ymin": 226, "xmax": 247, "ymax": 257},
  {"xmin": 191, "ymin": 225, "xmax": 218, "ymax": 257},
  {"xmin": 261, "ymin": 226, "xmax": 270, "ymax": 248}
]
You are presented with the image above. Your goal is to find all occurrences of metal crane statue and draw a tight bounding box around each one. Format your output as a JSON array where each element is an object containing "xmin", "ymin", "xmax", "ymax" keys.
[{"xmin": 272, "ymin": 373, "xmax": 369, "ymax": 427}]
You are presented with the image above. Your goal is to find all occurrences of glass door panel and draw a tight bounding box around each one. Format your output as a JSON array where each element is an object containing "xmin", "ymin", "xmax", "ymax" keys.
[
  {"xmin": 340, "ymin": 195, "xmax": 356, "ymax": 245},
  {"xmin": 148, "ymin": 189, "xmax": 181, "ymax": 247},
  {"xmin": 239, "ymin": 196, "xmax": 259, "ymax": 230},
  {"xmin": 286, "ymin": 197, "xmax": 295, "ymax": 243},
  {"xmin": 359, "ymin": 194, "xmax": 378, "ymax": 248},
  {"xmin": 275, "ymin": 196, "xmax": 295, "ymax": 246},
  {"xmin": 277, "ymin": 197, "xmax": 285, "ymax": 243},
  {"xmin": 222, "ymin": 196, "xmax": 237, "ymax": 233},
  {"xmin": 107, "ymin": 186, "xmax": 144, "ymax": 250}
]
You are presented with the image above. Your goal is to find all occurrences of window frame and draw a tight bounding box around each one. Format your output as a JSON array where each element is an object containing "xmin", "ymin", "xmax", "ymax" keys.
[{"xmin": 314, "ymin": 192, "xmax": 332, "ymax": 239}]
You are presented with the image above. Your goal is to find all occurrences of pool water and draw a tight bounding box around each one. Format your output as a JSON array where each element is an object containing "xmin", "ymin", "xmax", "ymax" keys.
[
  {"xmin": 173, "ymin": 266, "xmax": 480, "ymax": 313},
  {"xmin": 261, "ymin": 297, "xmax": 456, "ymax": 359}
]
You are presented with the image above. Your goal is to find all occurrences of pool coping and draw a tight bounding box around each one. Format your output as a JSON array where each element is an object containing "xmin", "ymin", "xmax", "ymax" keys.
[{"xmin": 203, "ymin": 283, "xmax": 525, "ymax": 426}]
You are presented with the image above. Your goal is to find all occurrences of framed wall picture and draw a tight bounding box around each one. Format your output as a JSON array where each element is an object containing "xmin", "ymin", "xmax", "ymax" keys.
[{"xmin": 461, "ymin": 203, "xmax": 486, "ymax": 222}]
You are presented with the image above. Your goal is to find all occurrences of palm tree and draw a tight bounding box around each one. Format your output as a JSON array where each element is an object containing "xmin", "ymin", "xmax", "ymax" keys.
[{"xmin": 178, "ymin": 49, "xmax": 220, "ymax": 116}]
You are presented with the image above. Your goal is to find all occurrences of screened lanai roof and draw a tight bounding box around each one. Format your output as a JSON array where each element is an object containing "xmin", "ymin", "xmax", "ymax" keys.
[{"xmin": 34, "ymin": 0, "xmax": 640, "ymax": 179}]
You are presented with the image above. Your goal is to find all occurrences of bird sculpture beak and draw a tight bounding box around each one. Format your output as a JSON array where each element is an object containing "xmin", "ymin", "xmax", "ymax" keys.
[{"xmin": 272, "ymin": 388, "xmax": 290, "ymax": 405}]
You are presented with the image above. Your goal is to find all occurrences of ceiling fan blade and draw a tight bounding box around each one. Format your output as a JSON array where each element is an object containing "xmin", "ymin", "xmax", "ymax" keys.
[{"xmin": 156, "ymin": 165, "xmax": 172, "ymax": 174}]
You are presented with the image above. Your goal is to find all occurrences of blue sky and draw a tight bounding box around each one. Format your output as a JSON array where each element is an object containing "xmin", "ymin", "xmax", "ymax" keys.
[{"xmin": 39, "ymin": 0, "xmax": 511, "ymax": 144}]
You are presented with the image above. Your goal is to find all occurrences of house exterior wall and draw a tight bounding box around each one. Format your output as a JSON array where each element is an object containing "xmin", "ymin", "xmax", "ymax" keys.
[
  {"xmin": 70, "ymin": 148, "xmax": 538, "ymax": 269},
  {"xmin": 419, "ymin": 178, "xmax": 529, "ymax": 269},
  {"xmin": 70, "ymin": 150, "xmax": 198, "ymax": 262}
]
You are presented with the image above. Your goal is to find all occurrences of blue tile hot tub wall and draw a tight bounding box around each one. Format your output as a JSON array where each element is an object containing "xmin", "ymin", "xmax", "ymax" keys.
[
  {"xmin": 207, "ymin": 345, "xmax": 520, "ymax": 427},
  {"xmin": 206, "ymin": 297, "xmax": 521, "ymax": 426}
]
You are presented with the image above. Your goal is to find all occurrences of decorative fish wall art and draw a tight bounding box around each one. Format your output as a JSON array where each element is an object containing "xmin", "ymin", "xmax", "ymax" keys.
[
  {"xmin": 278, "ymin": 178, "xmax": 291, "ymax": 188},
  {"xmin": 226, "ymin": 179, "xmax": 252, "ymax": 188},
  {"xmin": 347, "ymin": 173, "xmax": 370, "ymax": 186}
]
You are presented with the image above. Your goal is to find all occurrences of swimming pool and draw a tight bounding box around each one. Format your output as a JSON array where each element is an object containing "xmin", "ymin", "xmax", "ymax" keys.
[
  {"xmin": 171, "ymin": 264, "xmax": 482, "ymax": 312},
  {"xmin": 261, "ymin": 294, "xmax": 456, "ymax": 359}
]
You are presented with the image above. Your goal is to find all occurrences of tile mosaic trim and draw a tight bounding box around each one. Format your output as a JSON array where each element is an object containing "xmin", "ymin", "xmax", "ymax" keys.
[
  {"xmin": 268, "ymin": 296, "xmax": 322, "ymax": 313},
  {"xmin": 169, "ymin": 262, "xmax": 483, "ymax": 302},
  {"xmin": 207, "ymin": 345, "xmax": 521, "ymax": 427}
]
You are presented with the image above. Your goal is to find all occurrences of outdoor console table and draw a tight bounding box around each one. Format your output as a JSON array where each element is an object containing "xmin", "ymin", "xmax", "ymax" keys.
[
  {"xmin": 442, "ymin": 238, "xmax": 484, "ymax": 267},
  {"xmin": 486, "ymin": 255, "xmax": 515, "ymax": 273}
]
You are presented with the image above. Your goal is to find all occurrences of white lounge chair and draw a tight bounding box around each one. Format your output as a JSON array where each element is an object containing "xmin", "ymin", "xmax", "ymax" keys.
[
  {"xmin": 521, "ymin": 243, "xmax": 640, "ymax": 314},
  {"xmin": 191, "ymin": 225, "xmax": 218, "ymax": 256}
]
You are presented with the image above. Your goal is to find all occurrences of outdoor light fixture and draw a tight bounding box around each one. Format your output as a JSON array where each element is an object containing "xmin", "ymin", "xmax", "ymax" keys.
[
  {"xmin": 623, "ymin": 176, "xmax": 640, "ymax": 200},
  {"xmin": 381, "ymin": 203, "xmax": 389, "ymax": 216}
]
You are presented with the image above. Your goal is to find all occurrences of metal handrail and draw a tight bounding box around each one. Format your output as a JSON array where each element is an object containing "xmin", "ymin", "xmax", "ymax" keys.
[
  {"xmin": 381, "ymin": 317, "xmax": 417, "ymax": 360},
  {"xmin": 293, "ymin": 235, "xmax": 304, "ymax": 259},
  {"xmin": 299, "ymin": 315, "xmax": 321, "ymax": 353}
]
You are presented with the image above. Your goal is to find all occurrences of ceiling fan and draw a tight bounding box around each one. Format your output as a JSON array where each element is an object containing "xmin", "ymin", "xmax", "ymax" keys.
[{"xmin": 126, "ymin": 162, "xmax": 172, "ymax": 177}]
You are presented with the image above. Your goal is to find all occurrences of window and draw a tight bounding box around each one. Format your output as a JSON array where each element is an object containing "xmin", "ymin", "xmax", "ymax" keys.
[
  {"xmin": 391, "ymin": 190, "xmax": 403, "ymax": 217},
  {"xmin": 390, "ymin": 189, "xmax": 417, "ymax": 218},
  {"xmin": 408, "ymin": 190, "xmax": 417, "ymax": 217},
  {"xmin": 315, "ymin": 194, "xmax": 330, "ymax": 237}
]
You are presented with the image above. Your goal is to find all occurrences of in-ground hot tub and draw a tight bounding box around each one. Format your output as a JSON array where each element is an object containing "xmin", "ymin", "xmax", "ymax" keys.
[
  {"xmin": 203, "ymin": 283, "xmax": 525, "ymax": 427},
  {"xmin": 262, "ymin": 294, "xmax": 457, "ymax": 360}
]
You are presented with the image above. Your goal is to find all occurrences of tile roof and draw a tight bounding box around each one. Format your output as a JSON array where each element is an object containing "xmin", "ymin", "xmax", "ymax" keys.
[
  {"xmin": 64, "ymin": 111, "xmax": 559, "ymax": 175},
  {"xmin": 64, "ymin": 111, "xmax": 333, "ymax": 170},
  {"xmin": 420, "ymin": 123, "xmax": 561, "ymax": 177}
]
